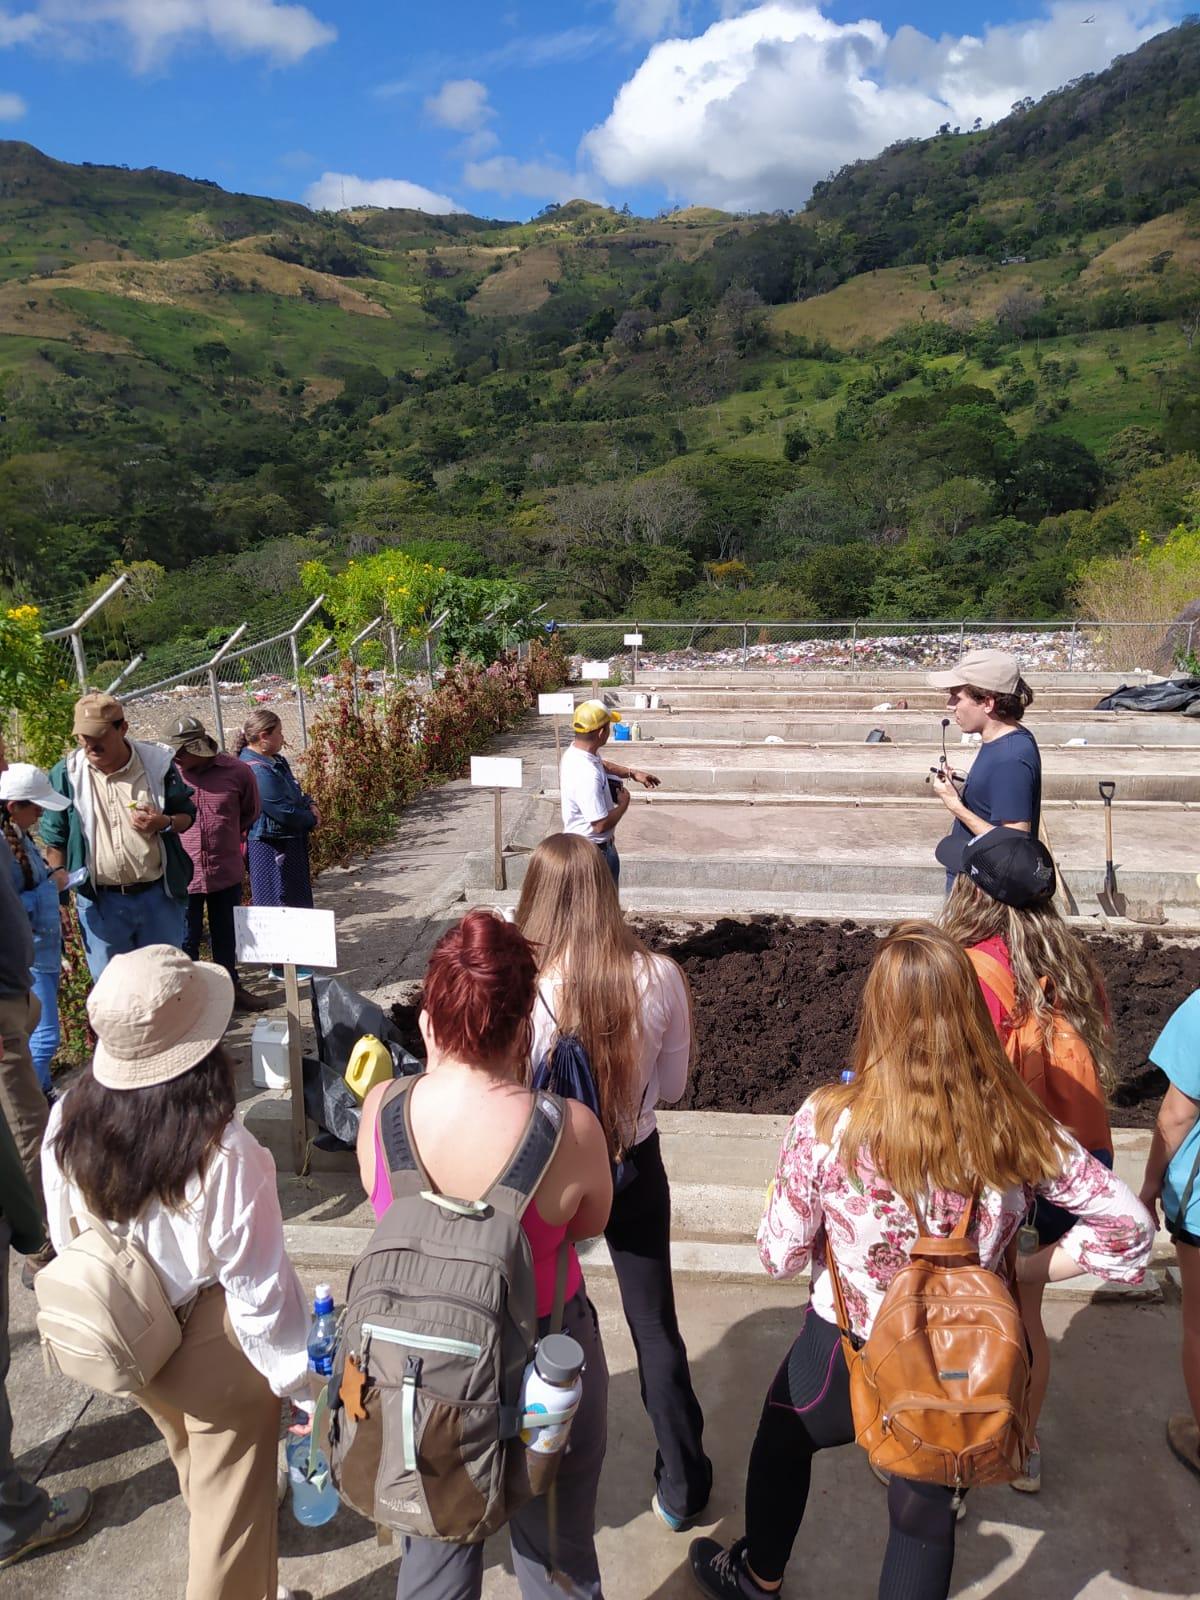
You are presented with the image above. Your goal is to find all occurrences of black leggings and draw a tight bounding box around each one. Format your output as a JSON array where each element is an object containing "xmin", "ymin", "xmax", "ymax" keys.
[{"xmin": 746, "ymin": 1308, "xmax": 958, "ymax": 1599}]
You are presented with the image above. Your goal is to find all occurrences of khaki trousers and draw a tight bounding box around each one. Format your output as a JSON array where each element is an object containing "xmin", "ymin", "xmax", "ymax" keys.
[
  {"xmin": 136, "ymin": 1286, "xmax": 282, "ymax": 1600},
  {"xmin": 0, "ymin": 991, "xmax": 47, "ymax": 1221}
]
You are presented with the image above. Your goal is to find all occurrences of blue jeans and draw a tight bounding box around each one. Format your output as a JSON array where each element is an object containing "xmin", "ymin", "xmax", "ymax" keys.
[
  {"xmin": 28, "ymin": 969, "xmax": 59, "ymax": 1095},
  {"xmin": 76, "ymin": 883, "xmax": 186, "ymax": 981},
  {"xmin": 598, "ymin": 838, "xmax": 620, "ymax": 886}
]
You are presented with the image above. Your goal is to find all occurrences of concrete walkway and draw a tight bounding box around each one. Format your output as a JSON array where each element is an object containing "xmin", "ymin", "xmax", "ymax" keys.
[{"xmin": 7, "ymin": 1259, "xmax": 1199, "ymax": 1599}]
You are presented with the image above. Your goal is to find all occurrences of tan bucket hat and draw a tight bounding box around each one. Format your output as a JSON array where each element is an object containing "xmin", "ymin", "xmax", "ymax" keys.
[
  {"xmin": 88, "ymin": 946, "xmax": 234, "ymax": 1090},
  {"xmin": 927, "ymin": 649, "xmax": 1021, "ymax": 694}
]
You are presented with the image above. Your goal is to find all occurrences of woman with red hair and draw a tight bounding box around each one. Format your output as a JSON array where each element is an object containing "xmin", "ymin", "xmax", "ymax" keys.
[{"xmin": 356, "ymin": 910, "xmax": 613, "ymax": 1600}]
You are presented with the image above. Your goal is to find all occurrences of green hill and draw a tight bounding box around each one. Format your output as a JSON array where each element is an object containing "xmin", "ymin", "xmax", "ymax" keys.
[{"xmin": 1, "ymin": 19, "xmax": 1199, "ymax": 662}]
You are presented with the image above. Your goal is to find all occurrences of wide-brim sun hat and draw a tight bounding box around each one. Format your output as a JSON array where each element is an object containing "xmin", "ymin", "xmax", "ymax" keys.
[
  {"xmin": 0, "ymin": 763, "xmax": 71, "ymax": 811},
  {"xmin": 88, "ymin": 945, "xmax": 234, "ymax": 1090}
]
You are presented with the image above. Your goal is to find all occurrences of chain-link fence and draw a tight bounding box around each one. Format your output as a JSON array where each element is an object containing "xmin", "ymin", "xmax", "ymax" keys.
[{"xmin": 555, "ymin": 618, "xmax": 1188, "ymax": 677}]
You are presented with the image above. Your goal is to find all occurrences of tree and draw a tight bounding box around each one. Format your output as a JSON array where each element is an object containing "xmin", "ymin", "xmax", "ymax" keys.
[
  {"xmin": 912, "ymin": 477, "xmax": 991, "ymax": 538},
  {"xmin": 783, "ymin": 428, "xmax": 811, "ymax": 463},
  {"xmin": 611, "ymin": 309, "xmax": 651, "ymax": 352},
  {"xmin": 995, "ymin": 287, "xmax": 1044, "ymax": 340},
  {"xmin": 1000, "ymin": 433, "xmax": 1103, "ymax": 521}
]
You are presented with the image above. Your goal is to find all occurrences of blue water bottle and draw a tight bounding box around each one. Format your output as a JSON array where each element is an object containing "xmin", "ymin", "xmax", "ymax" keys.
[{"xmin": 307, "ymin": 1283, "xmax": 337, "ymax": 1378}]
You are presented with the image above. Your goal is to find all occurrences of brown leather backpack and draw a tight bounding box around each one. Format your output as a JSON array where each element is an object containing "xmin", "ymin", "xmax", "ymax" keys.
[{"xmin": 828, "ymin": 1196, "xmax": 1032, "ymax": 1491}]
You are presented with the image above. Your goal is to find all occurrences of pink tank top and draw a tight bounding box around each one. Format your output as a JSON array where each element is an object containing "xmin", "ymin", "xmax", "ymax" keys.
[{"xmin": 370, "ymin": 1116, "xmax": 583, "ymax": 1320}]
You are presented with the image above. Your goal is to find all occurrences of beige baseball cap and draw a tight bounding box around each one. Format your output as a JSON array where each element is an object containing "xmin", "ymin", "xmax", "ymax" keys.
[
  {"xmin": 88, "ymin": 946, "xmax": 234, "ymax": 1090},
  {"xmin": 927, "ymin": 649, "xmax": 1021, "ymax": 694},
  {"xmin": 72, "ymin": 691, "xmax": 125, "ymax": 737}
]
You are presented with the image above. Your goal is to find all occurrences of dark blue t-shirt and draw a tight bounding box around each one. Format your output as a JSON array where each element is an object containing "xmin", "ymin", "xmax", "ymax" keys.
[{"xmin": 948, "ymin": 725, "xmax": 1042, "ymax": 850}]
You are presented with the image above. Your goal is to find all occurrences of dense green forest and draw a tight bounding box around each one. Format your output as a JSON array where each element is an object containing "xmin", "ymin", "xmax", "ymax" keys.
[{"xmin": 1, "ymin": 18, "xmax": 1199, "ymax": 673}]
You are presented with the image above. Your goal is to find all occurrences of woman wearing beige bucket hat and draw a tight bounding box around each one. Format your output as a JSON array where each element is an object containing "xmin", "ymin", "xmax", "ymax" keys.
[{"xmin": 41, "ymin": 946, "xmax": 311, "ymax": 1600}]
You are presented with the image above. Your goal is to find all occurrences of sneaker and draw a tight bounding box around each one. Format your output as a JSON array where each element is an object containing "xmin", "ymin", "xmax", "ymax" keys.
[
  {"xmin": 1166, "ymin": 1415, "xmax": 1200, "ymax": 1481},
  {"xmin": 234, "ymin": 984, "xmax": 272, "ymax": 1013},
  {"xmin": 277, "ymin": 1588, "xmax": 294, "ymax": 1599},
  {"xmin": 651, "ymin": 1491, "xmax": 709, "ymax": 1533},
  {"xmin": 1011, "ymin": 1439, "xmax": 1042, "ymax": 1494},
  {"xmin": 689, "ymin": 1537, "xmax": 775, "ymax": 1598},
  {"xmin": 0, "ymin": 1487, "xmax": 93, "ymax": 1569}
]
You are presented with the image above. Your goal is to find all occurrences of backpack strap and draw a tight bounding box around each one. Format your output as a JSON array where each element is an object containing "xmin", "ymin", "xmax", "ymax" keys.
[
  {"xmin": 377, "ymin": 1076, "xmax": 433, "ymax": 1201},
  {"xmin": 487, "ymin": 1091, "xmax": 567, "ymax": 1221}
]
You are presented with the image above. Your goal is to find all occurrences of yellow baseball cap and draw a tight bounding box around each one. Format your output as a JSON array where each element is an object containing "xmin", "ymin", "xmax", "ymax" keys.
[{"xmin": 572, "ymin": 699, "xmax": 622, "ymax": 734}]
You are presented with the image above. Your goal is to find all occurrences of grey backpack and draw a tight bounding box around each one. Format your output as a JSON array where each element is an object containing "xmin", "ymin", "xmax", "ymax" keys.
[{"xmin": 329, "ymin": 1076, "xmax": 571, "ymax": 1543}]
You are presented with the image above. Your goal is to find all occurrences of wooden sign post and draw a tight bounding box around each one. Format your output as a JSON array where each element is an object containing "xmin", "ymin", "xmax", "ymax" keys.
[
  {"xmin": 234, "ymin": 906, "xmax": 338, "ymax": 1174},
  {"xmin": 624, "ymin": 632, "xmax": 643, "ymax": 685},
  {"xmin": 538, "ymin": 691, "xmax": 574, "ymax": 762},
  {"xmin": 470, "ymin": 756, "xmax": 524, "ymax": 891}
]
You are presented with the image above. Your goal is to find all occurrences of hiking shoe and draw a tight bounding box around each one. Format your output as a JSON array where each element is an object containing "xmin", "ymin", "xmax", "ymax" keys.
[
  {"xmin": 1167, "ymin": 1415, "xmax": 1200, "ymax": 1480},
  {"xmin": 689, "ymin": 1537, "xmax": 775, "ymax": 1598},
  {"xmin": 234, "ymin": 984, "xmax": 272, "ymax": 1013},
  {"xmin": 1011, "ymin": 1439, "xmax": 1042, "ymax": 1493},
  {"xmin": 0, "ymin": 1488, "xmax": 93, "ymax": 1568},
  {"xmin": 652, "ymin": 1491, "xmax": 709, "ymax": 1533},
  {"xmin": 20, "ymin": 1242, "xmax": 55, "ymax": 1291}
]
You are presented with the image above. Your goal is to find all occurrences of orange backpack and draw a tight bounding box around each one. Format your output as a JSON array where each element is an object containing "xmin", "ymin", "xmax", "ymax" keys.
[{"xmin": 967, "ymin": 947, "xmax": 1112, "ymax": 1157}]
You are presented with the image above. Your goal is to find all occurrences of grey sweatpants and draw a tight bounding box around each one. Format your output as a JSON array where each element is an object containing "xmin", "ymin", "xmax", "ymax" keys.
[{"xmin": 396, "ymin": 1289, "xmax": 609, "ymax": 1600}]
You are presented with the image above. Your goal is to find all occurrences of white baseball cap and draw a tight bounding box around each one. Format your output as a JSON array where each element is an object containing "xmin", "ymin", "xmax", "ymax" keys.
[{"xmin": 0, "ymin": 763, "xmax": 71, "ymax": 811}]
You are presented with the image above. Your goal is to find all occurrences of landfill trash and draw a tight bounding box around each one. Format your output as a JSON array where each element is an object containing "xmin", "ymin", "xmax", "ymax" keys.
[
  {"xmin": 865, "ymin": 728, "xmax": 890, "ymax": 744},
  {"xmin": 1064, "ymin": 737, "xmax": 1088, "ymax": 747},
  {"xmin": 1095, "ymin": 679, "xmax": 1200, "ymax": 713},
  {"xmin": 764, "ymin": 735, "xmax": 784, "ymax": 744},
  {"xmin": 872, "ymin": 702, "xmax": 893, "ymax": 711}
]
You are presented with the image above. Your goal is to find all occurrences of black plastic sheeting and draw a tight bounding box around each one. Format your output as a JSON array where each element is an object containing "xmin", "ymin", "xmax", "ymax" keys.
[
  {"xmin": 1094, "ymin": 678, "xmax": 1200, "ymax": 714},
  {"xmin": 302, "ymin": 976, "xmax": 422, "ymax": 1151}
]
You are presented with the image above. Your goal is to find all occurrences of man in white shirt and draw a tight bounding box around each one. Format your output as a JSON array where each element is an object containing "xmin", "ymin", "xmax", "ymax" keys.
[{"xmin": 560, "ymin": 700, "xmax": 660, "ymax": 884}]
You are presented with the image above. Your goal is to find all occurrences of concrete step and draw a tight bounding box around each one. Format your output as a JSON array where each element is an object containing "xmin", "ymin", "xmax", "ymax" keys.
[
  {"xmin": 606, "ymin": 715, "xmax": 1200, "ymax": 746},
  {"xmin": 623, "ymin": 669, "xmax": 1144, "ymax": 689},
  {"xmin": 613, "ymin": 688, "xmax": 1123, "ymax": 711}
]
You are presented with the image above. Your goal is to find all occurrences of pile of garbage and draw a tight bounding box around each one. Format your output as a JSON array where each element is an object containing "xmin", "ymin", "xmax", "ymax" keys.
[{"xmin": 573, "ymin": 629, "xmax": 1113, "ymax": 675}]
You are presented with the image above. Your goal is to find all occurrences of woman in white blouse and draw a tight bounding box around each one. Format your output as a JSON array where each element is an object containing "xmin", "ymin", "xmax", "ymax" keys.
[
  {"xmin": 517, "ymin": 832, "xmax": 712, "ymax": 1532},
  {"xmin": 42, "ymin": 945, "xmax": 309, "ymax": 1600}
]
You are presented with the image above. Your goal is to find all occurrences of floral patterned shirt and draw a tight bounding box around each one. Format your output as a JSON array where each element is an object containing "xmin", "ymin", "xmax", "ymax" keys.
[{"xmin": 758, "ymin": 1097, "xmax": 1154, "ymax": 1342}]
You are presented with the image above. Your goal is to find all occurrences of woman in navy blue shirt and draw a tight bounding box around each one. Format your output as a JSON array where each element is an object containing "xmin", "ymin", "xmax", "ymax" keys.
[{"xmin": 236, "ymin": 711, "xmax": 319, "ymax": 942}]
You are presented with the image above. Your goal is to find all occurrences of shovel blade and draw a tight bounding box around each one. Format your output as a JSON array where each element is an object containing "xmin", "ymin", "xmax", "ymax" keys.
[{"xmin": 1098, "ymin": 885, "xmax": 1166, "ymax": 925}]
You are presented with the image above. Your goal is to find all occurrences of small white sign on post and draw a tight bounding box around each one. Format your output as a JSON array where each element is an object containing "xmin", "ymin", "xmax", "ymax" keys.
[
  {"xmin": 538, "ymin": 693, "xmax": 574, "ymax": 716},
  {"xmin": 234, "ymin": 905, "xmax": 338, "ymax": 969},
  {"xmin": 471, "ymin": 757, "xmax": 523, "ymax": 893},
  {"xmin": 623, "ymin": 632, "xmax": 643, "ymax": 684},
  {"xmin": 623, "ymin": 633, "xmax": 643, "ymax": 647},
  {"xmin": 234, "ymin": 906, "xmax": 337, "ymax": 1175},
  {"xmin": 579, "ymin": 660, "xmax": 610, "ymax": 683},
  {"xmin": 470, "ymin": 756, "xmax": 524, "ymax": 789}
]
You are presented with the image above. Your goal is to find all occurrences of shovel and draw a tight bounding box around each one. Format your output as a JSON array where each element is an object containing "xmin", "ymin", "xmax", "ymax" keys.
[{"xmin": 1097, "ymin": 781, "xmax": 1165, "ymax": 925}]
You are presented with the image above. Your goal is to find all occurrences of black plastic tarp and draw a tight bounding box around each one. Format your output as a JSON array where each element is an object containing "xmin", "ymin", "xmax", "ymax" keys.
[
  {"xmin": 303, "ymin": 976, "xmax": 422, "ymax": 1150},
  {"xmin": 1094, "ymin": 678, "xmax": 1200, "ymax": 713}
]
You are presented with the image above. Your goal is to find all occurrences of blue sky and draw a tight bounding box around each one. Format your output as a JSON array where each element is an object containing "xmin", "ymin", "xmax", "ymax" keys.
[{"xmin": 0, "ymin": 1, "xmax": 1187, "ymax": 219}]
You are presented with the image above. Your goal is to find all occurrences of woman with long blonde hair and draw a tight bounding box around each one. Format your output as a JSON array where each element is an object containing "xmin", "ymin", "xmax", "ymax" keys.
[
  {"xmin": 516, "ymin": 833, "xmax": 711, "ymax": 1533},
  {"xmin": 939, "ymin": 826, "xmax": 1113, "ymax": 1493},
  {"xmin": 690, "ymin": 922, "xmax": 1151, "ymax": 1600}
]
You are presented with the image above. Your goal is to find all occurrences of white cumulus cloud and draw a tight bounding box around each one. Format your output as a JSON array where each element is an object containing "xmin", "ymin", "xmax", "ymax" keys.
[
  {"xmin": 583, "ymin": 1, "xmax": 1177, "ymax": 212},
  {"xmin": 425, "ymin": 77, "xmax": 493, "ymax": 132},
  {"xmin": 0, "ymin": 88, "xmax": 25, "ymax": 116},
  {"xmin": 304, "ymin": 171, "xmax": 465, "ymax": 214},
  {"xmin": 613, "ymin": 0, "xmax": 685, "ymax": 41},
  {"xmin": 463, "ymin": 154, "xmax": 606, "ymax": 205},
  {"xmin": 0, "ymin": 0, "xmax": 335, "ymax": 69}
]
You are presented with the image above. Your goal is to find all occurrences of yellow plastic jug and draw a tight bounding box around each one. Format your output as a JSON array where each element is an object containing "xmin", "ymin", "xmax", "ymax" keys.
[{"xmin": 344, "ymin": 1034, "xmax": 392, "ymax": 1102}]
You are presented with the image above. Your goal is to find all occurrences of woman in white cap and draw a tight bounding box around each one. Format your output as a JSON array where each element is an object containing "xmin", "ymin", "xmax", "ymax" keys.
[
  {"xmin": 41, "ymin": 946, "xmax": 311, "ymax": 1600},
  {"xmin": 0, "ymin": 761, "xmax": 72, "ymax": 1098}
]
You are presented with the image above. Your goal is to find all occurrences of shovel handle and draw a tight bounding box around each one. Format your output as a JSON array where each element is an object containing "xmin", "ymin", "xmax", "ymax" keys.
[
  {"xmin": 1098, "ymin": 782, "xmax": 1116, "ymax": 865},
  {"xmin": 1098, "ymin": 781, "xmax": 1116, "ymax": 803}
]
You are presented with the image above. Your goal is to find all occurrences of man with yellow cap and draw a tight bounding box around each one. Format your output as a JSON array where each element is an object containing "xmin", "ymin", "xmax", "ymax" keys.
[{"xmin": 561, "ymin": 700, "xmax": 659, "ymax": 884}]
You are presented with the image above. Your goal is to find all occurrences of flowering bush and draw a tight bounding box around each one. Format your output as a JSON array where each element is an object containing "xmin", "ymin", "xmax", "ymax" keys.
[
  {"xmin": 304, "ymin": 636, "xmax": 566, "ymax": 871},
  {"xmin": 0, "ymin": 604, "xmax": 75, "ymax": 766}
]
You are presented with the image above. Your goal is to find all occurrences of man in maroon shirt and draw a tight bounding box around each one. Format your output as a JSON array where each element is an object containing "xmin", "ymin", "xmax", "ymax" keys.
[{"xmin": 165, "ymin": 716, "xmax": 269, "ymax": 1012}]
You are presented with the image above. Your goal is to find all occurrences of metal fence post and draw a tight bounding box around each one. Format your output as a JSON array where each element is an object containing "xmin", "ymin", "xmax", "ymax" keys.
[
  {"xmin": 741, "ymin": 621, "xmax": 748, "ymax": 670},
  {"xmin": 42, "ymin": 572, "xmax": 130, "ymax": 692},
  {"xmin": 287, "ymin": 595, "xmax": 326, "ymax": 750},
  {"xmin": 425, "ymin": 609, "xmax": 449, "ymax": 691},
  {"xmin": 204, "ymin": 624, "xmax": 247, "ymax": 751},
  {"xmin": 105, "ymin": 655, "xmax": 144, "ymax": 694},
  {"xmin": 1068, "ymin": 620, "xmax": 1078, "ymax": 671},
  {"xmin": 958, "ymin": 618, "xmax": 966, "ymax": 654},
  {"xmin": 852, "ymin": 618, "xmax": 859, "ymax": 656},
  {"xmin": 1189, "ymin": 622, "xmax": 1197, "ymax": 665}
]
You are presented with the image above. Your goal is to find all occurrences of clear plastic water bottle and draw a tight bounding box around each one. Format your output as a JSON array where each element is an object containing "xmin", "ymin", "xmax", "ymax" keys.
[
  {"xmin": 287, "ymin": 1434, "xmax": 339, "ymax": 1526},
  {"xmin": 307, "ymin": 1283, "xmax": 336, "ymax": 1379}
]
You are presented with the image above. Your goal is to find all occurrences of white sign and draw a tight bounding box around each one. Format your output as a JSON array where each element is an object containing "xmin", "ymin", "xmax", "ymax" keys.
[
  {"xmin": 623, "ymin": 633, "xmax": 644, "ymax": 647},
  {"xmin": 234, "ymin": 906, "xmax": 337, "ymax": 969},
  {"xmin": 580, "ymin": 660, "xmax": 610, "ymax": 680},
  {"xmin": 538, "ymin": 692, "xmax": 574, "ymax": 716},
  {"xmin": 470, "ymin": 756, "xmax": 524, "ymax": 789}
]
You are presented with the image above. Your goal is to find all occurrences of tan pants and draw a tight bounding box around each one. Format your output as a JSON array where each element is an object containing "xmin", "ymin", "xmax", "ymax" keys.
[
  {"xmin": 136, "ymin": 1286, "xmax": 283, "ymax": 1600},
  {"xmin": 0, "ymin": 991, "xmax": 47, "ymax": 1222}
]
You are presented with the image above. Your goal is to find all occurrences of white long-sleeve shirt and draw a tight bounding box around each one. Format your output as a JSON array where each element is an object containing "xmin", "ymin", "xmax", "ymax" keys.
[
  {"xmin": 531, "ymin": 951, "xmax": 693, "ymax": 1146},
  {"xmin": 42, "ymin": 1099, "xmax": 310, "ymax": 1398}
]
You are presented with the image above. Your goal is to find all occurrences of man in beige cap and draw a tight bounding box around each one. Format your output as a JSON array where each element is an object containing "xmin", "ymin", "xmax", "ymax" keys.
[
  {"xmin": 41, "ymin": 693, "xmax": 196, "ymax": 979},
  {"xmin": 926, "ymin": 649, "xmax": 1041, "ymax": 876},
  {"xmin": 561, "ymin": 699, "xmax": 659, "ymax": 884}
]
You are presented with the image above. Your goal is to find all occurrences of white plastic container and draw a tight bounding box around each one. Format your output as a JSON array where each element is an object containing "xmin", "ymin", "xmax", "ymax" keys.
[
  {"xmin": 251, "ymin": 1018, "xmax": 291, "ymax": 1089},
  {"xmin": 632, "ymin": 692, "xmax": 649, "ymax": 709}
]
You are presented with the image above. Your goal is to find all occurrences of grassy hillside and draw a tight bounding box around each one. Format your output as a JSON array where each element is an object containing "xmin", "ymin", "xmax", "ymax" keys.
[{"xmin": 1, "ymin": 19, "xmax": 1199, "ymax": 668}]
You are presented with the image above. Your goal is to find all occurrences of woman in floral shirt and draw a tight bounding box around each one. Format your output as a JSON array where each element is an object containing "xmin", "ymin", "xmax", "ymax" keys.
[{"xmin": 690, "ymin": 922, "xmax": 1153, "ymax": 1600}]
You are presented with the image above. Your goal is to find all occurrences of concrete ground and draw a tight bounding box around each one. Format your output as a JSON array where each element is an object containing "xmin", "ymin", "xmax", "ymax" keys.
[{"xmin": 8, "ymin": 1259, "xmax": 1200, "ymax": 1600}]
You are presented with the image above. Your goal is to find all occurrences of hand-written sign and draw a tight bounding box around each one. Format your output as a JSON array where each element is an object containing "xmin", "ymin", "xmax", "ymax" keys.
[
  {"xmin": 470, "ymin": 756, "xmax": 523, "ymax": 789},
  {"xmin": 538, "ymin": 692, "xmax": 574, "ymax": 716},
  {"xmin": 623, "ymin": 633, "xmax": 644, "ymax": 647},
  {"xmin": 234, "ymin": 906, "xmax": 338, "ymax": 969},
  {"xmin": 580, "ymin": 660, "xmax": 610, "ymax": 681}
]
